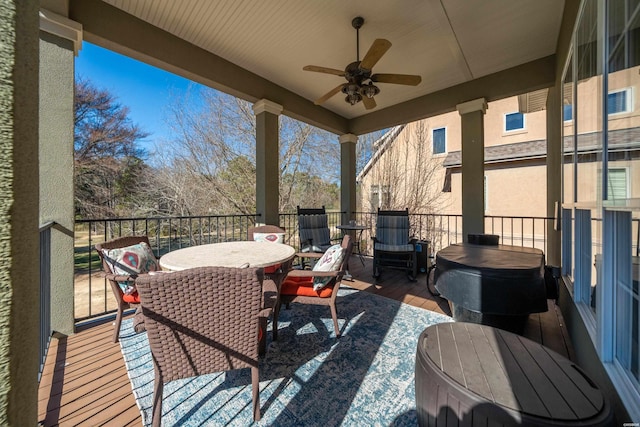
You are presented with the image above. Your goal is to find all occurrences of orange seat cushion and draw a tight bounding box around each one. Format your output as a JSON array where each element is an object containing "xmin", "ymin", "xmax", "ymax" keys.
[
  {"xmin": 123, "ymin": 292, "xmax": 140, "ymax": 304},
  {"xmin": 280, "ymin": 276, "xmax": 333, "ymax": 298},
  {"xmin": 264, "ymin": 263, "xmax": 281, "ymax": 274}
]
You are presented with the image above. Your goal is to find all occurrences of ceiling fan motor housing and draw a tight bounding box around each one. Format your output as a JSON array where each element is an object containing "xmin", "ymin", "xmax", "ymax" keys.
[{"xmin": 345, "ymin": 61, "xmax": 372, "ymax": 83}]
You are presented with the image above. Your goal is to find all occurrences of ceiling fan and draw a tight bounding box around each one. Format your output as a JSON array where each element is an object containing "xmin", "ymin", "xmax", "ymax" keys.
[{"xmin": 303, "ymin": 16, "xmax": 422, "ymax": 110}]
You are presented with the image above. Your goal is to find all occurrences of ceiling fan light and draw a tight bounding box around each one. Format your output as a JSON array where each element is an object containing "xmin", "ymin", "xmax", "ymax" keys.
[
  {"xmin": 346, "ymin": 93, "xmax": 362, "ymax": 105},
  {"xmin": 341, "ymin": 83, "xmax": 360, "ymax": 96},
  {"xmin": 361, "ymin": 83, "xmax": 380, "ymax": 98}
]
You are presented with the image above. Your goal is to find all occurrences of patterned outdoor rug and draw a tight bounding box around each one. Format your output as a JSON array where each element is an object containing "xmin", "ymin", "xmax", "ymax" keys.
[{"xmin": 119, "ymin": 286, "xmax": 452, "ymax": 426}]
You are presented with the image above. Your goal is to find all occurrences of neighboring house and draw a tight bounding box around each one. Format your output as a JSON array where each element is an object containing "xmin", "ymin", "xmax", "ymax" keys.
[
  {"xmin": 359, "ymin": 97, "xmax": 550, "ymax": 218},
  {"xmin": 358, "ymin": 74, "xmax": 640, "ymax": 219}
]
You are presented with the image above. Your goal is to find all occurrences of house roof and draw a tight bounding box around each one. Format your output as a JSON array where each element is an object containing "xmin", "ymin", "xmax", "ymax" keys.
[
  {"xmin": 442, "ymin": 126, "xmax": 640, "ymax": 167},
  {"xmin": 59, "ymin": 0, "xmax": 568, "ymax": 136},
  {"xmin": 357, "ymin": 125, "xmax": 405, "ymax": 181}
]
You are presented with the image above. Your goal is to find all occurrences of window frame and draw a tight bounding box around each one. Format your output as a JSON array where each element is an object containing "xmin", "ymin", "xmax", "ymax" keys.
[
  {"xmin": 503, "ymin": 111, "xmax": 526, "ymax": 132},
  {"xmin": 563, "ymin": 103, "xmax": 574, "ymax": 122},
  {"xmin": 432, "ymin": 127, "xmax": 447, "ymax": 155},
  {"xmin": 607, "ymin": 87, "xmax": 633, "ymax": 115},
  {"xmin": 560, "ymin": 0, "xmax": 640, "ymax": 419}
]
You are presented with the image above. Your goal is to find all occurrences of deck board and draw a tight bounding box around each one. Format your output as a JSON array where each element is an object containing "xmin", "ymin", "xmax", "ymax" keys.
[{"xmin": 39, "ymin": 256, "xmax": 573, "ymax": 426}]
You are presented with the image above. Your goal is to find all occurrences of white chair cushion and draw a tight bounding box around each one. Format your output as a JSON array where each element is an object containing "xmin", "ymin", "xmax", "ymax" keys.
[{"xmin": 311, "ymin": 243, "xmax": 344, "ymax": 291}]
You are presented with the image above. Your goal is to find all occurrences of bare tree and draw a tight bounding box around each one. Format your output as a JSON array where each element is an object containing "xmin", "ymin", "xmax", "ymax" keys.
[
  {"xmin": 362, "ymin": 121, "xmax": 449, "ymax": 214},
  {"xmin": 150, "ymin": 87, "xmax": 340, "ymax": 215},
  {"xmin": 74, "ymin": 78, "xmax": 149, "ymax": 218}
]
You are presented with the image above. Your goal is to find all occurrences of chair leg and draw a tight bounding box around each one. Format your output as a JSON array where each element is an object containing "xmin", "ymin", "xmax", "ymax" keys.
[
  {"xmin": 372, "ymin": 251, "xmax": 381, "ymax": 278},
  {"xmin": 152, "ymin": 370, "xmax": 163, "ymax": 427},
  {"xmin": 272, "ymin": 301, "xmax": 280, "ymax": 342},
  {"xmin": 330, "ymin": 303, "xmax": 340, "ymax": 337},
  {"xmin": 113, "ymin": 305, "xmax": 124, "ymax": 343},
  {"xmin": 258, "ymin": 318, "xmax": 267, "ymax": 356},
  {"xmin": 251, "ymin": 366, "xmax": 261, "ymax": 421},
  {"xmin": 408, "ymin": 252, "xmax": 418, "ymax": 281}
]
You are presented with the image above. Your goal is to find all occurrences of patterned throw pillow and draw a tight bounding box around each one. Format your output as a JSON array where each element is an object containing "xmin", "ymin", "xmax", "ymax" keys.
[
  {"xmin": 102, "ymin": 242, "xmax": 159, "ymax": 294},
  {"xmin": 253, "ymin": 232, "xmax": 285, "ymax": 243},
  {"xmin": 311, "ymin": 244, "xmax": 344, "ymax": 291}
]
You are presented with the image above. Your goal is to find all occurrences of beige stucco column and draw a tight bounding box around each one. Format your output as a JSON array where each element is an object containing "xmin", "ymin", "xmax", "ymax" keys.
[
  {"xmin": 546, "ymin": 85, "xmax": 562, "ymax": 266},
  {"xmin": 40, "ymin": 9, "xmax": 82, "ymax": 336},
  {"xmin": 339, "ymin": 133, "xmax": 358, "ymax": 224},
  {"xmin": 457, "ymin": 98, "xmax": 487, "ymax": 241},
  {"xmin": 253, "ymin": 99, "xmax": 282, "ymax": 225},
  {"xmin": 1, "ymin": 0, "xmax": 40, "ymax": 424}
]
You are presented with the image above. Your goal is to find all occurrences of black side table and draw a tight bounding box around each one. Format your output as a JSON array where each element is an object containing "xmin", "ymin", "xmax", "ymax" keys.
[{"xmin": 336, "ymin": 224, "xmax": 368, "ymax": 266}]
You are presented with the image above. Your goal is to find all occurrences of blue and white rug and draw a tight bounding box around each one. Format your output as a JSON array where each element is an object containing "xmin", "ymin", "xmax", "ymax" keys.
[{"xmin": 119, "ymin": 287, "xmax": 452, "ymax": 426}]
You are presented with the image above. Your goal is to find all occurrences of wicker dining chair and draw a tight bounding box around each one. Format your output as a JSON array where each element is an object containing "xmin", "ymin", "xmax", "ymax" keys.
[
  {"xmin": 248, "ymin": 224, "xmax": 292, "ymax": 345},
  {"xmin": 95, "ymin": 235, "xmax": 159, "ymax": 343},
  {"xmin": 136, "ymin": 266, "xmax": 265, "ymax": 426},
  {"xmin": 275, "ymin": 234, "xmax": 353, "ymax": 338}
]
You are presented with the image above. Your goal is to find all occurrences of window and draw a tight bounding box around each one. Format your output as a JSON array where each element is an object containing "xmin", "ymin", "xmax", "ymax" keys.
[
  {"xmin": 432, "ymin": 127, "xmax": 446, "ymax": 154},
  {"xmin": 607, "ymin": 168, "xmax": 628, "ymax": 200},
  {"xmin": 371, "ymin": 185, "xmax": 390, "ymax": 210},
  {"xmin": 597, "ymin": 168, "xmax": 629, "ymax": 201},
  {"xmin": 561, "ymin": 0, "xmax": 640, "ymax": 418},
  {"xmin": 563, "ymin": 104, "xmax": 573, "ymax": 121},
  {"xmin": 607, "ymin": 88, "xmax": 632, "ymax": 114},
  {"xmin": 504, "ymin": 112, "xmax": 525, "ymax": 132}
]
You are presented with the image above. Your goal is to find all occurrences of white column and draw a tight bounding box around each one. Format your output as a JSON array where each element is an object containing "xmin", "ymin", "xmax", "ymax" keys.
[
  {"xmin": 456, "ymin": 98, "xmax": 487, "ymax": 241},
  {"xmin": 252, "ymin": 99, "xmax": 283, "ymax": 225},
  {"xmin": 339, "ymin": 133, "xmax": 358, "ymax": 225},
  {"xmin": 40, "ymin": 9, "xmax": 83, "ymax": 336},
  {"xmin": 546, "ymin": 85, "xmax": 562, "ymax": 265}
]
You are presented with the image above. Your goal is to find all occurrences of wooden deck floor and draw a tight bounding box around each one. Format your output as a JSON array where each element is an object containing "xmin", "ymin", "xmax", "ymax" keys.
[{"xmin": 38, "ymin": 256, "xmax": 574, "ymax": 426}]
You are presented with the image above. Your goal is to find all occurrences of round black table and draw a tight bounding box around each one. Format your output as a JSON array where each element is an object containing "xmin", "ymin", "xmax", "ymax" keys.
[
  {"xmin": 434, "ymin": 243, "xmax": 548, "ymax": 334},
  {"xmin": 415, "ymin": 322, "xmax": 614, "ymax": 427},
  {"xmin": 336, "ymin": 224, "xmax": 368, "ymax": 265}
]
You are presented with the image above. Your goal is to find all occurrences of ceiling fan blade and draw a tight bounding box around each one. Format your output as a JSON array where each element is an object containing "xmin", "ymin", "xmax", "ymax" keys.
[
  {"xmin": 362, "ymin": 96, "xmax": 377, "ymax": 110},
  {"xmin": 359, "ymin": 39, "xmax": 392, "ymax": 71},
  {"xmin": 371, "ymin": 73, "xmax": 422, "ymax": 86},
  {"xmin": 314, "ymin": 84, "xmax": 344, "ymax": 105},
  {"xmin": 303, "ymin": 65, "xmax": 345, "ymax": 76}
]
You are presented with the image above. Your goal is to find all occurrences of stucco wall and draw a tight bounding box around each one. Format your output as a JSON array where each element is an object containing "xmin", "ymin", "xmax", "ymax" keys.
[
  {"xmin": 0, "ymin": 0, "xmax": 40, "ymax": 425},
  {"xmin": 484, "ymin": 97, "xmax": 547, "ymax": 146},
  {"xmin": 39, "ymin": 31, "xmax": 75, "ymax": 335}
]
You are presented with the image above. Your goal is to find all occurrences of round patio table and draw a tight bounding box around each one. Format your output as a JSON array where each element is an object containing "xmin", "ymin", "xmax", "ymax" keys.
[
  {"xmin": 159, "ymin": 241, "xmax": 296, "ymax": 271},
  {"xmin": 336, "ymin": 223, "xmax": 368, "ymax": 267},
  {"xmin": 434, "ymin": 243, "xmax": 548, "ymax": 334}
]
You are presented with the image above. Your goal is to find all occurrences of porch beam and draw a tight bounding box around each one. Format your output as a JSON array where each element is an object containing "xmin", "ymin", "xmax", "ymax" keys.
[{"xmin": 350, "ymin": 55, "xmax": 556, "ymax": 135}]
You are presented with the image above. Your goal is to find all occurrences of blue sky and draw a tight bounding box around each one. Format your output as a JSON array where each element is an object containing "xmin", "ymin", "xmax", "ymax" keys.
[
  {"xmin": 76, "ymin": 42, "xmax": 377, "ymax": 173},
  {"xmin": 75, "ymin": 42, "xmax": 196, "ymax": 150}
]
